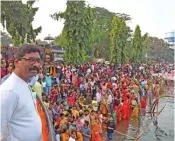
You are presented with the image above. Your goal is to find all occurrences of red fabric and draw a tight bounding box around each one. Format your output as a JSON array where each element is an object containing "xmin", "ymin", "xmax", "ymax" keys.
[
  {"xmin": 117, "ymin": 106, "xmax": 122, "ymax": 123},
  {"xmin": 98, "ymin": 73, "xmax": 102, "ymax": 79},
  {"xmin": 125, "ymin": 78, "xmax": 129, "ymax": 86},
  {"xmin": 141, "ymin": 96, "xmax": 147, "ymax": 109},
  {"xmin": 67, "ymin": 96, "xmax": 74, "ymax": 107},
  {"xmin": 113, "ymin": 88, "xmax": 117, "ymax": 95},
  {"xmin": 82, "ymin": 65, "xmax": 86, "ymax": 72},
  {"xmin": 122, "ymin": 89, "xmax": 128, "ymax": 95},
  {"xmin": 1, "ymin": 69, "xmax": 8, "ymax": 78},
  {"xmin": 122, "ymin": 100, "xmax": 129, "ymax": 120},
  {"xmin": 121, "ymin": 84, "xmax": 127, "ymax": 89},
  {"xmin": 107, "ymin": 82, "xmax": 112, "ymax": 88},
  {"xmin": 56, "ymin": 117, "xmax": 61, "ymax": 124},
  {"xmin": 50, "ymin": 89, "xmax": 57, "ymax": 103}
]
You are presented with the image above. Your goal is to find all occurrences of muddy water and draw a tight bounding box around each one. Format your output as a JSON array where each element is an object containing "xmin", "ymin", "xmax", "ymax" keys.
[{"xmin": 102, "ymin": 92, "xmax": 174, "ymax": 141}]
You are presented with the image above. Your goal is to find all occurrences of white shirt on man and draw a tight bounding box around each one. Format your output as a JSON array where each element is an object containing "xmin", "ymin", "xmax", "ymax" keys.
[
  {"xmin": 0, "ymin": 72, "xmax": 42, "ymax": 141},
  {"xmin": 69, "ymin": 137, "xmax": 76, "ymax": 141},
  {"xmin": 107, "ymin": 94, "xmax": 113, "ymax": 104}
]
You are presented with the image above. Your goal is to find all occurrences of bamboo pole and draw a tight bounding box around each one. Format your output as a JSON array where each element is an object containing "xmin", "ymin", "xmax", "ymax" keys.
[
  {"xmin": 134, "ymin": 104, "xmax": 166, "ymax": 141},
  {"xmin": 102, "ymin": 125, "xmax": 137, "ymax": 140}
]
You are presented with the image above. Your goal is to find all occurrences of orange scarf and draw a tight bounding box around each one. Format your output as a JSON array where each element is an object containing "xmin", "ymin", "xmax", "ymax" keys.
[{"xmin": 36, "ymin": 100, "xmax": 49, "ymax": 141}]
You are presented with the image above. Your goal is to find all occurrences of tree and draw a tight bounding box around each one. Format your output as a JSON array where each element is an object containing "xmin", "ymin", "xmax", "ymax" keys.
[
  {"xmin": 131, "ymin": 25, "xmax": 142, "ymax": 62},
  {"xmin": 51, "ymin": 1, "xmax": 93, "ymax": 65},
  {"xmin": 91, "ymin": 7, "xmax": 132, "ymax": 60},
  {"xmin": 131, "ymin": 25, "xmax": 149, "ymax": 63},
  {"xmin": 146, "ymin": 37, "xmax": 174, "ymax": 62},
  {"xmin": 119, "ymin": 20, "xmax": 129, "ymax": 64},
  {"xmin": 109, "ymin": 16, "xmax": 119, "ymax": 63},
  {"xmin": 53, "ymin": 29, "xmax": 69, "ymax": 47},
  {"xmin": 109, "ymin": 16, "xmax": 129, "ymax": 64},
  {"xmin": 53, "ymin": 6, "xmax": 132, "ymax": 61},
  {"xmin": 1, "ymin": 1, "xmax": 41, "ymax": 46}
]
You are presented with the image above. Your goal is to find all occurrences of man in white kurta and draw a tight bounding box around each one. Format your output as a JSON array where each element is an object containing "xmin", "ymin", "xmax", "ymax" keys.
[
  {"xmin": 0, "ymin": 72, "xmax": 42, "ymax": 141},
  {"xmin": 0, "ymin": 44, "xmax": 43, "ymax": 141}
]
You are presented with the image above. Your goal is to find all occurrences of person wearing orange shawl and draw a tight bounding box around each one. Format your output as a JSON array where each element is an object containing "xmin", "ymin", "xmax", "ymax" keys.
[
  {"xmin": 61, "ymin": 128, "xmax": 70, "ymax": 141},
  {"xmin": 76, "ymin": 131, "xmax": 84, "ymax": 141},
  {"xmin": 100, "ymin": 97, "xmax": 108, "ymax": 117},
  {"xmin": 91, "ymin": 119, "xmax": 102, "ymax": 141},
  {"xmin": 71, "ymin": 106, "xmax": 79, "ymax": 119}
]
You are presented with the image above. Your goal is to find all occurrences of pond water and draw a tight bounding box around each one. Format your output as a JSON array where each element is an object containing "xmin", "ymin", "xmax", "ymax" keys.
[{"xmin": 103, "ymin": 89, "xmax": 174, "ymax": 141}]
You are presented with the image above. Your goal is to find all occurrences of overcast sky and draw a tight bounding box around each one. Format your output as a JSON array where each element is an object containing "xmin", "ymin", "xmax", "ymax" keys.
[{"xmin": 1, "ymin": 0, "xmax": 175, "ymax": 40}]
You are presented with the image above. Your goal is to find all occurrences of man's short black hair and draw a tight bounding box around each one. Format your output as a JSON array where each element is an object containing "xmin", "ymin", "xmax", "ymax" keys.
[
  {"xmin": 84, "ymin": 120, "xmax": 89, "ymax": 126},
  {"xmin": 14, "ymin": 44, "xmax": 41, "ymax": 60}
]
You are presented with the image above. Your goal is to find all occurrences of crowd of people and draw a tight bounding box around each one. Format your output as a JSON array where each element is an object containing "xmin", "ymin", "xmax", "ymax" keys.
[{"xmin": 1, "ymin": 49, "xmax": 174, "ymax": 141}]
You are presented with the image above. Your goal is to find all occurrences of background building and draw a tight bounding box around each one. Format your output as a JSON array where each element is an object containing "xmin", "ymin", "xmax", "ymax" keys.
[{"xmin": 164, "ymin": 31, "xmax": 175, "ymax": 49}]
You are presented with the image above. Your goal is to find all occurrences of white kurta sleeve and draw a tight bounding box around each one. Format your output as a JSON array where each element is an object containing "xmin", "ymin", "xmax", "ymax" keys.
[{"xmin": 1, "ymin": 90, "xmax": 19, "ymax": 140}]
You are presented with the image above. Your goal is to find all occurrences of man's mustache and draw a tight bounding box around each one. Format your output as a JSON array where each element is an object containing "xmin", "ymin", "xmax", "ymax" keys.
[{"xmin": 29, "ymin": 67, "xmax": 39, "ymax": 72}]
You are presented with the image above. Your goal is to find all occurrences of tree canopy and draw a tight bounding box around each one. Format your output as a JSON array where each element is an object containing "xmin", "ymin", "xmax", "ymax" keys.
[
  {"xmin": 51, "ymin": 1, "xmax": 93, "ymax": 65},
  {"xmin": 109, "ymin": 16, "xmax": 130, "ymax": 64},
  {"xmin": 1, "ymin": 1, "xmax": 41, "ymax": 46},
  {"xmin": 146, "ymin": 37, "xmax": 174, "ymax": 62}
]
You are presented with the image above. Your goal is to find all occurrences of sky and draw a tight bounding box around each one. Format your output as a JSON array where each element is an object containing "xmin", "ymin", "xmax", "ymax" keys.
[{"xmin": 1, "ymin": 0, "xmax": 175, "ymax": 40}]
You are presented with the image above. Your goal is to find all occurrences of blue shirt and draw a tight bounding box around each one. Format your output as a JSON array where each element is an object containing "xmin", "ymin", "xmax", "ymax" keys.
[
  {"xmin": 141, "ymin": 81, "xmax": 146, "ymax": 88},
  {"xmin": 81, "ymin": 127, "xmax": 91, "ymax": 141},
  {"xmin": 45, "ymin": 76, "xmax": 52, "ymax": 87}
]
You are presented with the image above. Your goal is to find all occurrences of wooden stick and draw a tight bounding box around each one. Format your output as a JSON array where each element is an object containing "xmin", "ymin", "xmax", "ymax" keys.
[
  {"xmin": 134, "ymin": 104, "xmax": 166, "ymax": 141},
  {"xmin": 103, "ymin": 125, "xmax": 137, "ymax": 140}
]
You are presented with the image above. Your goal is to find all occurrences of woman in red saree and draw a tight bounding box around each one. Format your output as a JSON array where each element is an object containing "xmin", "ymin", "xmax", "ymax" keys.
[
  {"xmin": 141, "ymin": 96, "xmax": 147, "ymax": 110},
  {"xmin": 67, "ymin": 94, "xmax": 74, "ymax": 107},
  {"xmin": 50, "ymin": 85, "xmax": 58, "ymax": 103},
  {"xmin": 122, "ymin": 100, "xmax": 128, "ymax": 120}
]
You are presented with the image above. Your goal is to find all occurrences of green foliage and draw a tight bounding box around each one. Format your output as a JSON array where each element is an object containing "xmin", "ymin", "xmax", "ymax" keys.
[
  {"xmin": 84, "ymin": 55, "xmax": 94, "ymax": 63},
  {"xmin": 54, "ymin": 29, "xmax": 68, "ymax": 47},
  {"xmin": 1, "ymin": 1, "xmax": 41, "ymax": 46},
  {"xmin": 90, "ymin": 7, "xmax": 132, "ymax": 60},
  {"xmin": 51, "ymin": 1, "xmax": 93, "ymax": 65},
  {"xmin": 132, "ymin": 25, "xmax": 142, "ymax": 62},
  {"xmin": 52, "ymin": 6, "xmax": 132, "ymax": 61},
  {"xmin": 109, "ymin": 16, "xmax": 129, "ymax": 64},
  {"xmin": 146, "ymin": 37, "xmax": 174, "ymax": 62},
  {"xmin": 131, "ymin": 25, "xmax": 149, "ymax": 63}
]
